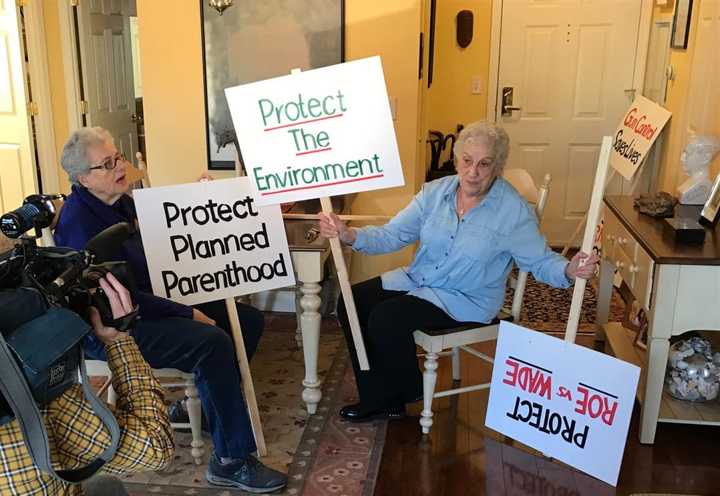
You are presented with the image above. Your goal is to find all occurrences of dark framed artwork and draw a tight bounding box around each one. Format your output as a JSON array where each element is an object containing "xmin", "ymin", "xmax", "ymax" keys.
[
  {"xmin": 200, "ymin": 0, "xmax": 345, "ymax": 171},
  {"xmin": 670, "ymin": 0, "xmax": 693, "ymax": 49}
]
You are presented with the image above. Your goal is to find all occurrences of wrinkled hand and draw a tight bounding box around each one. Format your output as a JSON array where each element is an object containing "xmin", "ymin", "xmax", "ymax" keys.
[
  {"xmin": 90, "ymin": 272, "xmax": 133, "ymax": 346},
  {"xmin": 565, "ymin": 251, "xmax": 599, "ymax": 281},
  {"xmin": 318, "ymin": 212, "xmax": 356, "ymax": 245},
  {"xmin": 192, "ymin": 308, "xmax": 216, "ymax": 326}
]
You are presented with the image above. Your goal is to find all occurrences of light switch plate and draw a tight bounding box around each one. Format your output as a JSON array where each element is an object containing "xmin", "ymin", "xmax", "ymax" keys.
[{"xmin": 471, "ymin": 76, "xmax": 482, "ymax": 95}]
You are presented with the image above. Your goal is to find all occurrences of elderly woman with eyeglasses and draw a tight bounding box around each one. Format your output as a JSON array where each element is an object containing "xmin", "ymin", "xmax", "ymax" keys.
[
  {"xmin": 319, "ymin": 120, "xmax": 598, "ymax": 423},
  {"xmin": 53, "ymin": 127, "xmax": 287, "ymax": 492}
]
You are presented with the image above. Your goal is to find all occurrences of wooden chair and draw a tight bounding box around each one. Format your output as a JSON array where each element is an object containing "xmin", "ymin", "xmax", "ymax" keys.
[
  {"xmin": 412, "ymin": 171, "xmax": 551, "ymax": 435},
  {"xmin": 42, "ymin": 164, "xmax": 206, "ymax": 464}
]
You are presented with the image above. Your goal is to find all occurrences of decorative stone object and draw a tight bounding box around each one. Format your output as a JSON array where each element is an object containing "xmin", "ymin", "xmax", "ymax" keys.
[
  {"xmin": 665, "ymin": 337, "xmax": 720, "ymax": 402},
  {"xmin": 633, "ymin": 192, "xmax": 678, "ymax": 217}
]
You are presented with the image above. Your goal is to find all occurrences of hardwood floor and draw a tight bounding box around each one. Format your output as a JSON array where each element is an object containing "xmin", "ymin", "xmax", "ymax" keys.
[{"xmin": 373, "ymin": 336, "xmax": 720, "ymax": 496}]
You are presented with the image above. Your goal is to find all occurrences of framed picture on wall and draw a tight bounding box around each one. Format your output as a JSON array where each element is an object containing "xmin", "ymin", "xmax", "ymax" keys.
[
  {"xmin": 670, "ymin": 0, "xmax": 693, "ymax": 49},
  {"xmin": 200, "ymin": 0, "xmax": 345, "ymax": 171}
]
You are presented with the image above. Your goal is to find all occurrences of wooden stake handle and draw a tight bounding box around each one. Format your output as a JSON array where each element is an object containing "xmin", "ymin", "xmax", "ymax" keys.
[
  {"xmin": 564, "ymin": 136, "xmax": 613, "ymax": 343},
  {"xmin": 225, "ymin": 298, "xmax": 267, "ymax": 456},
  {"xmin": 320, "ymin": 197, "xmax": 370, "ymax": 370},
  {"xmin": 283, "ymin": 213, "xmax": 391, "ymax": 222}
]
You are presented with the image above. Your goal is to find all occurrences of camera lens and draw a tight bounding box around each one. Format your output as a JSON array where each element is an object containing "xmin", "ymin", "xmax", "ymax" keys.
[{"xmin": 1, "ymin": 204, "xmax": 41, "ymax": 238}]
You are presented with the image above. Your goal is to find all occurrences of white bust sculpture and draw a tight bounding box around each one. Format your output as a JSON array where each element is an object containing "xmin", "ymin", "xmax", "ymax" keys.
[{"xmin": 677, "ymin": 135, "xmax": 720, "ymax": 205}]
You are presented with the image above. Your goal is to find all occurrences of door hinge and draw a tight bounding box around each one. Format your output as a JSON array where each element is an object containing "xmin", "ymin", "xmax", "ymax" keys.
[
  {"xmin": 80, "ymin": 100, "xmax": 89, "ymax": 115},
  {"xmin": 27, "ymin": 101, "xmax": 39, "ymax": 117},
  {"xmin": 16, "ymin": 0, "xmax": 27, "ymax": 7},
  {"xmin": 70, "ymin": 0, "xmax": 79, "ymax": 6}
]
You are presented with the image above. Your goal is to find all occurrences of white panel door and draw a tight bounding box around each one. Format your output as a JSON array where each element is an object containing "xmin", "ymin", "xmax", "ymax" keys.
[
  {"xmin": 497, "ymin": 0, "xmax": 641, "ymax": 244},
  {"xmin": 77, "ymin": 0, "xmax": 137, "ymax": 158},
  {"xmin": 0, "ymin": 0, "xmax": 37, "ymax": 214}
]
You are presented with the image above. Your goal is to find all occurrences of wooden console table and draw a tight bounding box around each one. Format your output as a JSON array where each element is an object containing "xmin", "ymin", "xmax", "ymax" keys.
[{"xmin": 596, "ymin": 196, "xmax": 720, "ymax": 444}]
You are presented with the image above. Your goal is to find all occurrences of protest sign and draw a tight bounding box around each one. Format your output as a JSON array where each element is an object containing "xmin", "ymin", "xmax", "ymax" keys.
[
  {"xmin": 224, "ymin": 56, "xmax": 404, "ymax": 205},
  {"xmin": 610, "ymin": 95, "xmax": 671, "ymax": 180},
  {"xmin": 133, "ymin": 177, "xmax": 295, "ymax": 306},
  {"xmin": 485, "ymin": 322, "xmax": 640, "ymax": 486}
]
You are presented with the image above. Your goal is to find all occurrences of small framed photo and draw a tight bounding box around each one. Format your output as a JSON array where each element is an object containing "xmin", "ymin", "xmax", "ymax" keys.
[
  {"xmin": 699, "ymin": 172, "xmax": 720, "ymax": 227},
  {"xmin": 633, "ymin": 310, "xmax": 648, "ymax": 351},
  {"xmin": 671, "ymin": 0, "xmax": 693, "ymax": 49},
  {"xmin": 623, "ymin": 300, "xmax": 648, "ymax": 351}
]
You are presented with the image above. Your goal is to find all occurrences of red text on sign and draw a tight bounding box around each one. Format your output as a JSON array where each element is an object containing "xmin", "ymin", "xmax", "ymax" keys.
[{"xmin": 503, "ymin": 359, "xmax": 552, "ymax": 400}]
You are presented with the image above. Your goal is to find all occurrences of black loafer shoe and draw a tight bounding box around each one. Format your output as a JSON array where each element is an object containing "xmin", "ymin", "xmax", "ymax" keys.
[{"xmin": 339, "ymin": 402, "xmax": 406, "ymax": 423}]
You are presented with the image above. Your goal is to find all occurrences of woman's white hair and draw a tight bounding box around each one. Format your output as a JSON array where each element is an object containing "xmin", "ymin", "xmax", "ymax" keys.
[
  {"xmin": 61, "ymin": 127, "xmax": 114, "ymax": 185},
  {"xmin": 453, "ymin": 121, "xmax": 510, "ymax": 174}
]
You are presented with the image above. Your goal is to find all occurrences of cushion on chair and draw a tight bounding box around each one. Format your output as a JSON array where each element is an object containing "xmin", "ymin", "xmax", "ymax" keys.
[{"xmin": 418, "ymin": 317, "xmax": 502, "ymax": 337}]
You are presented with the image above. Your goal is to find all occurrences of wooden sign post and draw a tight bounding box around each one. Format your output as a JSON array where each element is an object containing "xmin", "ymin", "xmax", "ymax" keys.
[
  {"xmin": 225, "ymin": 57, "xmax": 405, "ymax": 371},
  {"xmin": 320, "ymin": 196, "xmax": 369, "ymax": 369},
  {"xmin": 564, "ymin": 136, "xmax": 613, "ymax": 343}
]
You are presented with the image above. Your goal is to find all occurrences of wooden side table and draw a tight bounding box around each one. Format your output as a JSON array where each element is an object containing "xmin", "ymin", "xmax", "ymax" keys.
[{"xmin": 596, "ymin": 196, "xmax": 720, "ymax": 444}]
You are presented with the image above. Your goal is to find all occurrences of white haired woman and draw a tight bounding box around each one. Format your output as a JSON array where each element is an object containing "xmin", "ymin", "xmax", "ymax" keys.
[
  {"xmin": 54, "ymin": 127, "xmax": 286, "ymax": 492},
  {"xmin": 319, "ymin": 120, "xmax": 598, "ymax": 422}
]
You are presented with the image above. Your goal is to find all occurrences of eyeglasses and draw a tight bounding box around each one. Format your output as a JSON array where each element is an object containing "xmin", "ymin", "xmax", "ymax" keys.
[
  {"xmin": 461, "ymin": 156, "xmax": 495, "ymax": 169},
  {"xmin": 89, "ymin": 153, "xmax": 127, "ymax": 171}
]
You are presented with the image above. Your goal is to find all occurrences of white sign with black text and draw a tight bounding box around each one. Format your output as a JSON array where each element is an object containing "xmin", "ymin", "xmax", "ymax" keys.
[
  {"xmin": 224, "ymin": 56, "xmax": 404, "ymax": 205},
  {"xmin": 485, "ymin": 322, "xmax": 640, "ymax": 486},
  {"xmin": 133, "ymin": 177, "xmax": 295, "ymax": 306},
  {"xmin": 610, "ymin": 95, "xmax": 671, "ymax": 180}
]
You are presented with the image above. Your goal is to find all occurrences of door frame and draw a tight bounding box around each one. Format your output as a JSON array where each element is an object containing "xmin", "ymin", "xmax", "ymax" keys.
[
  {"xmin": 486, "ymin": 0, "xmax": 655, "ymax": 122},
  {"xmin": 19, "ymin": 0, "xmax": 60, "ymax": 193},
  {"xmin": 58, "ymin": 0, "xmax": 84, "ymax": 132}
]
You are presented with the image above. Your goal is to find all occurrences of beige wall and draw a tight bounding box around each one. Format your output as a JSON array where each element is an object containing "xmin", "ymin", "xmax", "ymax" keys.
[
  {"xmin": 137, "ymin": 0, "xmax": 424, "ymax": 282},
  {"xmin": 654, "ymin": 0, "xmax": 715, "ymax": 192},
  {"xmin": 136, "ymin": 1, "xmax": 208, "ymax": 187},
  {"xmin": 343, "ymin": 1, "xmax": 423, "ymax": 282},
  {"xmin": 427, "ymin": 0, "xmax": 492, "ymax": 137},
  {"xmin": 43, "ymin": 0, "xmax": 71, "ymax": 194}
]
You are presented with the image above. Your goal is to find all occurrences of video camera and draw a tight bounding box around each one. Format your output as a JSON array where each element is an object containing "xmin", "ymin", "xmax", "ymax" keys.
[{"xmin": 0, "ymin": 194, "xmax": 138, "ymax": 423}]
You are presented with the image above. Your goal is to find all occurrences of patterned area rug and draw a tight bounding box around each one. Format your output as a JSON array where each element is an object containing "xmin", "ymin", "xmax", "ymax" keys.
[
  {"xmin": 504, "ymin": 273, "xmax": 625, "ymax": 333},
  {"xmin": 122, "ymin": 315, "xmax": 385, "ymax": 496}
]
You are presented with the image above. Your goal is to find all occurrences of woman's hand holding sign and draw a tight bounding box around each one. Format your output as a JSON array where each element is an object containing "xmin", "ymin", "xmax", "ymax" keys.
[{"xmin": 318, "ymin": 212, "xmax": 357, "ymax": 245}]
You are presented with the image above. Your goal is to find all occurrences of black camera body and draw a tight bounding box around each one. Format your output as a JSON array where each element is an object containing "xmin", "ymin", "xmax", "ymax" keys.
[{"xmin": 0, "ymin": 196, "xmax": 137, "ymax": 425}]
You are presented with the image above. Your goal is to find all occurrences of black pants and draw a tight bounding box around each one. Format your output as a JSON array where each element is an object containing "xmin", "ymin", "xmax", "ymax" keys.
[{"xmin": 337, "ymin": 277, "xmax": 472, "ymax": 410}]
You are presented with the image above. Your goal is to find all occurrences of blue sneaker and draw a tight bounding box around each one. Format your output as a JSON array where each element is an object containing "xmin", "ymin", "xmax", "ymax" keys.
[{"xmin": 206, "ymin": 453, "xmax": 288, "ymax": 493}]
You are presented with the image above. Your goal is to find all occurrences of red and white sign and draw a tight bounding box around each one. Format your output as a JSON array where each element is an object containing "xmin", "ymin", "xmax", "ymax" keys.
[
  {"xmin": 610, "ymin": 95, "xmax": 671, "ymax": 180},
  {"xmin": 485, "ymin": 322, "xmax": 640, "ymax": 486},
  {"xmin": 224, "ymin": 56, "xmax": 404, "ymax": 205}
]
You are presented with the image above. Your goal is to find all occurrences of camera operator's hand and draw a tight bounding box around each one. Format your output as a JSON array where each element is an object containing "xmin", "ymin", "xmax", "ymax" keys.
[{"xmin": 90, "ymin": 272, "xmax": 134, "ymax": 346}]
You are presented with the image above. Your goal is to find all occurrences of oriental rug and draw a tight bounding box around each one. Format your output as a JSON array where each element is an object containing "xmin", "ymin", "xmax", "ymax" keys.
[
  {"xmin": 122, "ymin": 315, "xmax": 386, "ymax": 496},
  {"xmin": 504, "ymin": 273, "xmax": 625, "ymax": 334}
]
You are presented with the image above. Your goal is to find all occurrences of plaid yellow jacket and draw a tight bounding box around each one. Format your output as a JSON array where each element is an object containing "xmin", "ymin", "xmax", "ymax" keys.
[{"xmin": 0, "ymin": 335, "xmax": 174, "ymax": 495}]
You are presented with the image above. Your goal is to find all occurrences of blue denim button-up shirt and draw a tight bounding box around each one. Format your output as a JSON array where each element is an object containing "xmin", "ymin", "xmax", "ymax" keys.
[{"xmin": 352, "ymin": 175, "xmax": 571, "ymax": 323}]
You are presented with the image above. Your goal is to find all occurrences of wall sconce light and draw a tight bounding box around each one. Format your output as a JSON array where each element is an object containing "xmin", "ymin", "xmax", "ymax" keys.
[{"xmin": 209, "ymin": 0, "xmax": 234, "ymax": 15}]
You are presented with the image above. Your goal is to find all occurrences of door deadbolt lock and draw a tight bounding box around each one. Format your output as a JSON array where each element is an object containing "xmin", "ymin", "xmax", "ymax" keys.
[{"xmin": 501, "ymin": 87, "xmax": 522, "ymax": 117}]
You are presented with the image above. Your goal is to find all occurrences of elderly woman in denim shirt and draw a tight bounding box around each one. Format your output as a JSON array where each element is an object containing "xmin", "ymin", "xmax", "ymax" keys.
[{"xmin": 319, "ymin": 121, "xmax": 598, "ymax": 422}]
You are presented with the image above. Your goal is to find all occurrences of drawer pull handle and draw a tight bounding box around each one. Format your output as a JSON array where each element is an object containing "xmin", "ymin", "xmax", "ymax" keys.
[
  {"xmin": 606, "ymin": 234, "xmax": 615, "ymax": 241},
  {"xmin": 629, "ymin": 264, "xmax": 639, "ymax": 273},
  {"xmin": 617, "ymin": 237, "xmax": 628, "ymax": 245},
  {"xmin": 615, "ymin": 261, "xmax": 625, "ymax": 269}
]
